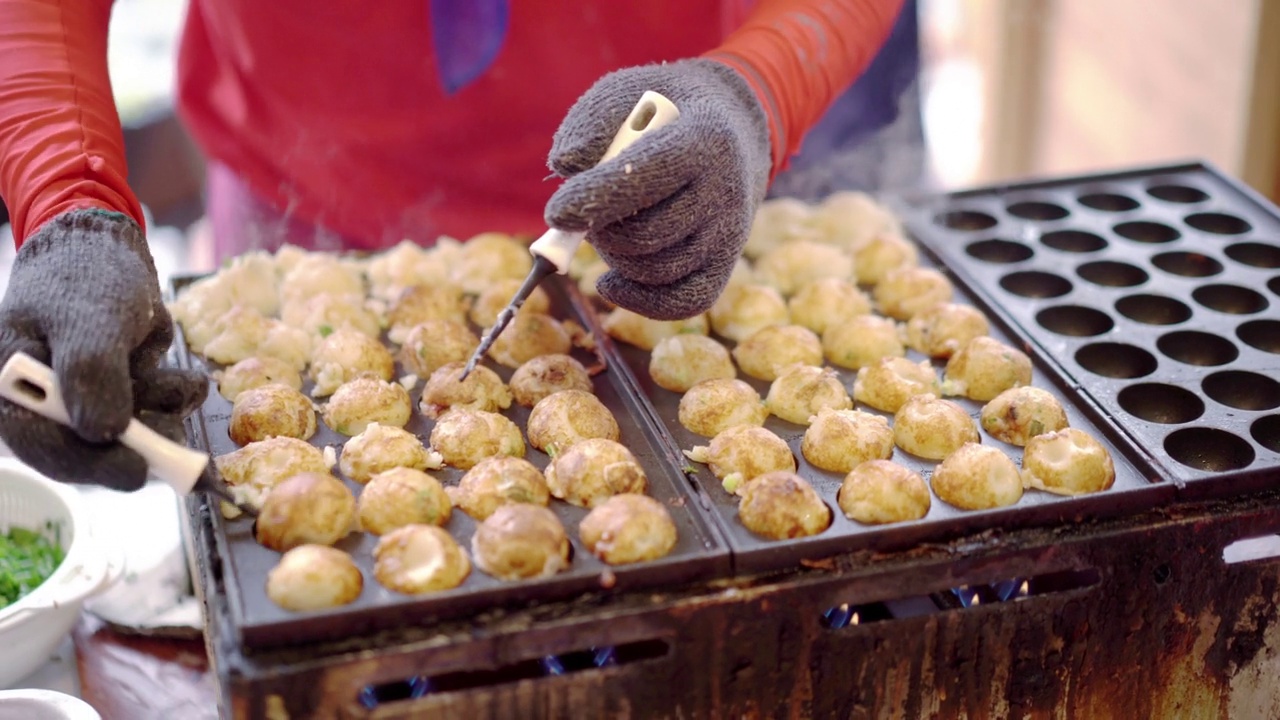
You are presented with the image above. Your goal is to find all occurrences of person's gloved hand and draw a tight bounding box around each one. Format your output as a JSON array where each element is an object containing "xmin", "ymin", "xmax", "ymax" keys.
[
  {"xmin": 545, "ymin": 59, "xmax": 771, "ymax": 320},
  {"xmin": 0, "ymin": 209, "xmax": 209, "ymax": 490}
]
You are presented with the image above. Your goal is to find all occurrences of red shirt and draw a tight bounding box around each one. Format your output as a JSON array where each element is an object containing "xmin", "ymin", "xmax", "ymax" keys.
[{"xmin": 0, "ymin": 0, "xmax": 902, "ymax": 248}]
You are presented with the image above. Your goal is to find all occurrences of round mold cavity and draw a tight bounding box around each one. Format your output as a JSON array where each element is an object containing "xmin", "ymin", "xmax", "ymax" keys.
[
  {"xmin": 966, "ymin": 239, "xmax": 1033, "ymax": 264},
  {"xmin": 1203, "ymin": 370, "xmax": 1280, "ymax": 411},
  {"xmin": 1117, "ymin": 383, "xmax": 1205, "ymax": 424},
  {"xmin": 1251, "ymin": 415, "xmax": 1280, "ymax": 454},
  {"xmin": 1147, "ymin": 184, "xmax": 1208, "ymax": 204},
  {"xmin": 1007, "ymin": 201, "xmax": 1069, "ymax": 221},
  {"xmin": 1074, "ymin": 342, "xmax": 1157, "ymax": 379},
  {"xmin": 1078, "ymin": 193, "xmax": 1139, "ymax": 212},
  {"xmin": 1077, "ymin": 260, "xmax": 1149, "ymax": 288},
  {"xmin": 1164, "ymin": 427, "xmax": 1255, "ymax": 473},
  {"xmin": 1115, "ymin": 294, "xmax": 1192, "ymax": 326},
  {"xmin": 935, "ymin": 210, "xmax": 997, "ymax": 231},
  {"xmin": 999, "ymin": 270, "xmax": 1072, "ymax": 299},
  {"xmin": 1270, "ymin": 276, "xmax": 1280, "ymax": 298},
  {"xmin": 1036, "ymin": 305, "xmax": 1114, "ymax": 337},
  {"xmin": 1186, "ymin": 212, "xmax": 1252, "ymax": 235},
  {"xmin": 1192, "ymin": 284, "xmax": 1269, "ymax": 315},
  {"xmin": 1237, "ymin": 319, "xmax": 1280, "ymax": 354},
  {"xmin": 1224, "ymin": 242, "xmax": 1280, "ymax": 269},
  {"xmin": 1114, "ymin": 221, "xmax": 1181, "ymax": 244},
  {"xmin": 1157, "ymin": 330, "xmax": 1239, "ymax": 366},
  {"xmin": 1151, "ymin": 251, "xmax": 1223, "ymax": 278},
  {"xmin": 1041, "ymin": 230, "xmax": 1107, "ymax": 253}
]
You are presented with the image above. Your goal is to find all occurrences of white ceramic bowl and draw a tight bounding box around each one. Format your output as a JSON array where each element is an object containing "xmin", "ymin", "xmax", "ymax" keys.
[
  {"xmin": 0, "ymin": 460, "xmax": 124, "ymax": 689},
  {"xmin": 0, "ymin": 689, "xmax": 100, "ymax": 720}
]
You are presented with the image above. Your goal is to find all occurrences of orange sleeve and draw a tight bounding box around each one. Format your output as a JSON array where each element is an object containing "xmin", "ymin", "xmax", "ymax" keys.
[
  {"xmin": 705, "ymin": 0, "xmax": 906, "ymax": 179},
  {"xmin": 0, "ymin": 0, "xmax": 145, "ymax": 247}
]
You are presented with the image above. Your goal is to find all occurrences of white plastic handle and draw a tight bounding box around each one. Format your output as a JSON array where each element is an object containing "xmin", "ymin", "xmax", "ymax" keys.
[
  {"xmin": 531, "ymin": 90, "xmax": 681, "ymax": 273},
  {"xmin": 0, "ymin": 352, "xmax": 209, "ymax": 495}
]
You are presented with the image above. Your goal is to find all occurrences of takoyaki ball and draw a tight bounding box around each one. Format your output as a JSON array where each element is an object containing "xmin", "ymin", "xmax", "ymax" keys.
[
  {"xmin": 281, "ymin": 292, "xmax": 381, "ymax": 339},
  {"xmin": 280, "ymin": 253, "xmax": 365, "ymax": 307},
  {"xmin": 419, "ymin": 362, "xmax": 513, "ymax": 419},
  {"xmin": 488, "ymin": 312, "xmax": 572, "ymax": 369},
  {"xmin": 737, "ymin": 471, "xmax": 831, "ymax": 540},
  {"xmin": 254, "ymin": 472, "xmax": 356, "ymax": 551},
  {"xmin": 430, "ymin": 408, "xmax": 526, "ymax": 470},
  {"xmin": 787, "ymin": 278, "xmax": 873, "ymax": 336},
  {"xmin": 451, "ymin": 232, "xmax": 534, "ymax": 294},
  {"xmin": 216, "ymin": 356, "xmax": 302, "ymax": 402},
  {"xmin": 685, "ymin": 425, "xmax": 796, "ymax": 494},
  {"xmin": 1020, "ymin": 428, "xmax": 1115, "ymax": 496},
  {"xmin": 397, "ymin": 319, "xmax": 480, "ymax": 378},
  {"xmin": 800, "ymin": 409, "xmax": 894, "ymax": 474},
  {"xmin": 765, "ymin": 364, "xmax": 852, "ymax": 425},
  {"xmin": 649, "ymin": 334, "xmax": 737, "ymax": 393},
  {"xmin": 744, "ymin": 197, "xmax": 819, "ymax": 258},
  {"xmin": 270, "ymin": 244, "xmax": 311, "ymax": 276},
  {"xmin": 852, "ymin": 357, "xmax": 941, "ymax": 413},
  {"xmin": 544, "ymin": 438, "xmax": 648, "ymax": 508},
  {"xmin": 708, "ymin": 283, "xmax": 790, "ymax": 342},
  {"xmin": 322, "ymin": 377, "xmax": 413, "ymax": 436},
  {"xmin": 358, "ymin": 467, "xmax": 453, "ymax": 535},
  {"xmin": 266, "ymin": 545, "xmax": 363, "ymax": 612},
  {"xmin": 471, "ymin": 504, "xmax": 571, "ymax": 581},
  {"xmin": 931, "ymin": 443, "xmax": 1023, "ymax": 510},
  {"xmin": 678, "ymin": 378, "xmax": 768, "ymax": 438},
  {"xmin": 449, "ymin": 456, "xmax": 551, "ymax": 521},
  {"xmin": 340, "ymin": 423, "xmax": 442, "ymax": 484},
  {"xmin": 527, "ymin": 390, "xmax": 620, "ymax": 455},
  {"xmin": 893, "ymin": 394, "xmax": 980, "ymax": 461},
  {"xmin": 942, "ymin": 336, "xmax": 1033, "ymax": 402},
  {"xmin": 874, "ymin": 267, "xmax": 954, "ymax": 321},
  {"xmin": 822, "ymin": 314, "xmax": 904, "ymax": 370},
  {"xmin": 810, "ymin": 191, "xmax": 904, "ymax": 251},
  {"xmin": 753, "ymin": 240, "xmax": 855, "ymax": 296},
  {"xmin": 229, "ymin": 383, "xmax": 317, "ymax": 445},
  {"xmin": 469, "ymin": 278, "xmax": 552, "ymax": 328},
  {"xmin": 579, "ymin": 494, "xmax": 678, "ymax": 565},
  {"xmin": 216, "ymin": 437, "xmax": 331, "ymax": 513},
  {"xmin": 373, "ymin": 524, "xmax": 471, "ymax": 594},
  {"xmin": 366, "ymin": 240, "xmax": 451, "ymax": 300},
  {"xmin": 601, "ymin": 307, "xmax": 709, "ymax": 351},
  {"xmin": 169, "ymin": 252, "xmax": 279, "ymax": 348},
  {"xmin": 854, "ymin": 232, "xmax": 919, "ymax": 286},
  {"xmin": 837, "ymin": 460, "xmax": 930, "ymax": 525},
  {"xmin": 980, "ymin": 387, "xmax": 1069, "ymax": 447},
  {"xmin": 386, "ymin": 284, "xmax": 470, "ymax": 343},
  {"xmin": 310, "ymin": 329, "xmax": 396, "ymax": 397},
  {"xmin": 904, "ymin": 303, "xmax": 990, "ymax": 359},
  {"xmin": 730, "ymin": 325, "xmax": 822, "ymax": 382},
  {"xmin": 510, "ymin": 354, "xmax": 593, "ymax": 408},
  {"xmin": 202, "ymin": 306, "xmax": 312, "ymax": 370}
]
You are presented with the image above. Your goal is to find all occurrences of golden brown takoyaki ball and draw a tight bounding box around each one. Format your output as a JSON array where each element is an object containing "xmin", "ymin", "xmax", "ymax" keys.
[
  {"xmin": 736, "ymin": 471, "xmax": 831, "ymax": 540},
  {"xmin": 685, "ymin": 425, "xmax": 796, "ymax": 493},
  {"xmin": 837, "ymin": 460, "xmax": 930, "ymax": 524},
  {"xmin": 418, "ymin": 362, "xmax": 513, "ymax": 419},
  {"xmin": 942, "ymin": 336, "xmax": 1034, "ymax": 402},
  {"xmin": 852, "ymin": 356, "xmax": 941, "ymax": 413},
  {"xmin": 821, "ymin": 314, "xmax": 905, "ymax": 370},
  {"xmin": 201, "ymin": 306, "xmax": 313, "ymax": 370},
  {"xmin": 765, "ymin": 364, "xmax": 852, "ymax": 425},
  {"xmin": 854, "ymin": 232, "xmax": 919, "ymax": 286},
  {"xmin": 708, "ymin": 283, "xmax": 790, "ymax": 342},
  {"xmin": 544, "ymin": 438, "xmax": 648, "ymax": 508},
  {"xmin": 339, "ymin": 423, "xmax": 442, "ymax": 484},
  {"xmin": 601, "ymin": 307, "xmax": 709, "ymax": 351},
  {"xmin": 216, "ymin": 356, "xmax": 303, "ymax": 402},
  {"xmin": 451, "ymin": 232, "xmax": 534, "ymax": 294},
  {"xmin": 809, "ymin": 191, "xmax": 904, "ymax": 251},
  {"xmin": 281, "ymin": 292, "xmax": 381, "ymax": 339},
  {"xmin": 874, "ymin": 267, "xmax": 954, "ymax": 320},
  {"xmin": 448, "ymin": 456, "xmax": 551, "ymax": 521},
  {"xmin": 526, "ymin": 390, "xmax": 620, "ymax": 455},
  {"xmin": 1020, "ymin": 428, "xmax": 1116, "ymax": 496},
  {"xmin": 743, "ymin": 197, "xmax": 820, "ymax": 258},
  {"xmin": 648, "ymin": 334, "xmax": 737, "ymax": 393},
  {"xmin": 322, "ymin": 377, "xmax": 413, "ymax": 436},
  {"xmin": 509, "ymin": 354, "xmax": 594, "ymax": 408},
  {"xmin": 357, "ymin": 467, "xmax": 453, "ymax": 535},
  {"xmin": 731, "ymin": 325, "xmax": 823, "ymax": 382},
  {"xmin": 386, "ymin": 283, "xmax": 470, "ymax": 343},
  {"xmin": 254, "ymin": 472, "xmax": 356, "ymax": 551},
  {"xmin": 892, "ymin": 394, "xmax": 980, "ymax": 461},
  {"xmin": 787, "ymin": 278, "xmax": 873, "ymax": 336},
  {"xmin": 266, "ymin": 545, "xmax": 363, "ymax": 612},
  {"xmin": 980, "ymin": 386, "xmax": 1069, "ymax": 447},
  {"xmin": 800, "ymin": 409, "xmax": 895, "ymax": 474},
  {"xmin": 579, "ymin": 494, "xmax": 678, "ymax": 565},
  {"xmin": 309, "ymin": 329, "xmax": 396, "ymax": 397},
  {"xmin": 429, "ymin": 408, "xmax": 526, "ymax": 470},
  {"xmin": 471, "ymin": 504, "xmax": 571, "ymax": 581},
  {"xmin": 904, "ymin": 303, "xmax": 990, "ymax": 359},
  {"xmin": 469, "ymin": 278, "xmax": 552, "ymax": 328},
  {"xmin": 373, "ymin": 524, "xmax": 471, "ymax": 594},
  {"xmin": 930, "ymin": 443, "xmax": 1023, "ymax": 510},
  {"xmin": 753, "ymin": 240, "xmax": 855, "ymax": 296},
  {"xmin": 396, "ymin": 318, "xmax": 480, "ymax": 378},
  {"xmin": 678, "ymin": 378, "xmax": 769, "ymax": 437},
  {"xmin": 487, "ymin": 312, "xmax": 572, "ymax": 369},
  {"xmin": 229, "ymin": 383, "xmax": 317, "ymax": 445},
  {"xmin": 215, "ymin": 437, "xmax": 332, "ymax": 512}
]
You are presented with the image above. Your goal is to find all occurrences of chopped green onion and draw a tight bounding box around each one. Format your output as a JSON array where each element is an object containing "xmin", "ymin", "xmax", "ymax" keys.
[{"xmin": 0, "ymin": 524, "xmax": 65, "ymax": 609}]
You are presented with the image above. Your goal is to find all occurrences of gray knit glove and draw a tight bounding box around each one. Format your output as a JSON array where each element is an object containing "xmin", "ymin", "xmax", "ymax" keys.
[
  {"xmin": 0, "ymin": 210, "xmax": 208, "ymax": 490},
  {"xmin": 545, "ymin": 59, "xmax": 772, "ymax": 320}
]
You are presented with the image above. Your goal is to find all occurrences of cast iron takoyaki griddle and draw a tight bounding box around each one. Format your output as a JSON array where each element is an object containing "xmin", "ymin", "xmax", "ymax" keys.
[
  {"xmin": 899, "ymin": 161, "xmax": 1280, "ymax": 500},
  {"xmin": 599, "ymin": 250, "xmax": 1162, "ymax": 576},
  {"xmin": 174, "ymin": 277, "xmax": 729, "ymax": 650}
]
